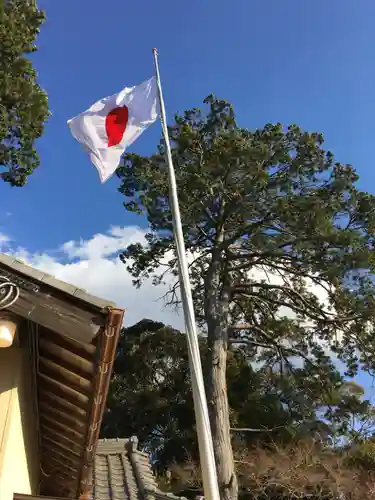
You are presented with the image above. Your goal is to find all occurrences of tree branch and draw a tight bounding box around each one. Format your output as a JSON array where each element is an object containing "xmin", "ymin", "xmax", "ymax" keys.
[
  {"xmin": 232, "ymin": 283, "xmax": 361, "ymax": 323},
  {"xmin": 230, "ymin": 426, "xmax": 284, "ymax": 433}
]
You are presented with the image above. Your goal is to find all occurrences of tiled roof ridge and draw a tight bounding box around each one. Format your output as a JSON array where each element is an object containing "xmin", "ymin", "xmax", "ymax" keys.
[
  {"xmin": 127, "ymin": 436, "xmax": 158, "ymax": 500},
  {"xmin": 126, "ymin": 437, "xmax": 186, "ymax": 500},
  {"xmin": 94, "ymin": 436, "xmax": 186, "ymax": 500}
]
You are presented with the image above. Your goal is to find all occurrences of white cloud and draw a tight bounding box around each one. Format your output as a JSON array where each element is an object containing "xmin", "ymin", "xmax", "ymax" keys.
[
  {"xmin": 0, "ymin": 226, "xmax": 340, "ymax": 344},
  {"xmin": 60, "ymin": 226, "xmax": 146, "ymax": 260},
  {"xmin": 2, "ymin": 226, "xmax": 185, "ymax": 330},
  {"xmin": 0, "ymin": 233, "xmax": 10, "ymax": 245}
]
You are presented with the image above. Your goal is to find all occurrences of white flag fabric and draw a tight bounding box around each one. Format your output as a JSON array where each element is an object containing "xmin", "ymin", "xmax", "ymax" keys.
[{"xmin": 68, "ymin": 77, "xmax": 158, "ymax": 183}]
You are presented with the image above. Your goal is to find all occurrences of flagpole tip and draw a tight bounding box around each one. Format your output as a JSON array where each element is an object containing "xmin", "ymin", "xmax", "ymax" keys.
[{"xmin": 152, "ymin": 48, "xmax": 158, "ymax": 55}]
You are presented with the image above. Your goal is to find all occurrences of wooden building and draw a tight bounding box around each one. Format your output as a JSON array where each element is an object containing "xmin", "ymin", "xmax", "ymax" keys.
[{"xmin": 0, "ymin": 254, "xmax": 124, "ymax": 500}]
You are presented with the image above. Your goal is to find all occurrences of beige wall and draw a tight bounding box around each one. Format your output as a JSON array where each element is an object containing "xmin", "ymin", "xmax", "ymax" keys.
[{"xmin": 0, "ymin": 346, "xmax": 40, "ymax": 500}]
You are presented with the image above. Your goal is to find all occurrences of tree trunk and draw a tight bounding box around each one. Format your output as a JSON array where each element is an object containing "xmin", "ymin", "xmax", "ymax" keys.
[{"xmin": 205, "ymin": 257, "xmax": 238, "ymax": 500}]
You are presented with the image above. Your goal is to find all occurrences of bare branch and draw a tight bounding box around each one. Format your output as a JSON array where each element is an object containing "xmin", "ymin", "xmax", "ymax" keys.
[
  {"xmin": 230, "ymin": 426, "xmax": 284, "ymax": 433},
  {"xmin": 229, "ymin": 339, "xmax": 270, "ymax": 349}
]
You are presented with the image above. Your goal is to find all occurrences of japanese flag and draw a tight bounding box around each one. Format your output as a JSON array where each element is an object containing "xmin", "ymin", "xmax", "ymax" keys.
[{"xmin": 68, "ymin": 77, "xmax": 158, "ymax": 183}]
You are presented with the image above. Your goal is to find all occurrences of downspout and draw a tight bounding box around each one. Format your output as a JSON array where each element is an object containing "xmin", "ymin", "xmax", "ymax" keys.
[{"xmin": 78, "ymin": 308, "xmax": 124, "ymax": 500}]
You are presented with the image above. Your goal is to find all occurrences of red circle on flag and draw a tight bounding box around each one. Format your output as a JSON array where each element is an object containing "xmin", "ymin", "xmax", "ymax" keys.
[{"xmin": 105, "ymin": 106, "xmax": 129, "ymax": 147}]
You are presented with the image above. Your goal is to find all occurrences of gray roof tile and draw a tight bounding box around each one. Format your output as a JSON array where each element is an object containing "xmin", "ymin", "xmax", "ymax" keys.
[{"xmin": 92, "ymin": 438, "xmax": 183, "ymax": 500}]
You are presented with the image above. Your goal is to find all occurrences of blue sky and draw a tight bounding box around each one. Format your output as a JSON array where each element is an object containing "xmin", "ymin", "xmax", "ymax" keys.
[
  {"xmin": 3, "ymin": 0, "xmax": 375, "ymax": 251},
  {"xmin": 2, "ymin": 1, "xmax": 375, "ymax": 394}
]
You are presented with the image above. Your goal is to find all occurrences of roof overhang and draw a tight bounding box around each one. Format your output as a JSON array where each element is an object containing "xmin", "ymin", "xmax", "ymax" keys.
[
  {"xmin": 0, "ymin": 254, "xmax": 125, "ymax": 498},
  {"xmin": 36, "ymin": 308, "xmax": 124, "ymax": 498},
  {"xmin": 0, "ymin": 254, "xmax": 112, "ymax": 344}
]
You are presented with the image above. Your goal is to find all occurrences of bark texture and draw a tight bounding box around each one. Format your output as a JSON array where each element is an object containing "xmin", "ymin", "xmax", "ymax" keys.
[{"xmin": 205, "ymin": 253, "xmax": 238, "ymax": 500}]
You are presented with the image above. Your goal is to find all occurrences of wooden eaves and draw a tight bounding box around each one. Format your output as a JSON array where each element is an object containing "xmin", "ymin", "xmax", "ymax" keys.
[{"xmin": 0, "ymin": 254, "xmax": 125, "ymax": 499}]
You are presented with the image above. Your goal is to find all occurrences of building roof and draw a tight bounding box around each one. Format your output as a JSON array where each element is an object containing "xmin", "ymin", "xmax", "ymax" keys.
[
  {"xmin": 0, "ymin": 254, "xmax": 125, "ymax": 498},
  {"xmin": 0, "ymin": 253, "xmax": 117, "ymax": 320},
  {"xmin": 92, "ymin": 438, "xmax": 183, "ymax": 500}
]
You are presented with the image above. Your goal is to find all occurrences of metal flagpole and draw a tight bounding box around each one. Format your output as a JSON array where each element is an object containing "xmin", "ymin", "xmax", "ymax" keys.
[{"xmin": 152, "ymin": 48, "xmax": 220, "ymax": 500}]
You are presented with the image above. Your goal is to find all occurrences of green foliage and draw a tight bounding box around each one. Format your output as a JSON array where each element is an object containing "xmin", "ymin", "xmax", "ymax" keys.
[
  {"xmin": 116, "ymin": 94, "xmax": 375, "ymax": 499},
  {"xmin": 0, "ymin": 0, "xmax": 49, "ymax": 186},
  {"xmin": 103, "ymin": 320, "xmax": 374, "ymax": 470},
  {"xmin": 102, "ymin": 319, "xmax": 196, "ymax": 467},
  {"xmin": 117, "ymin": 94, "xmax": 375, "ymax": 380}
]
